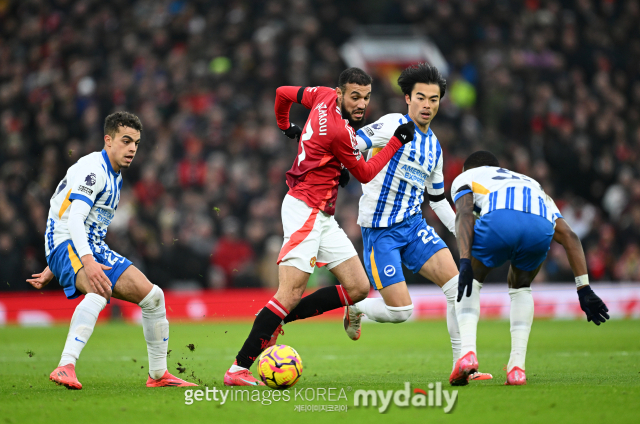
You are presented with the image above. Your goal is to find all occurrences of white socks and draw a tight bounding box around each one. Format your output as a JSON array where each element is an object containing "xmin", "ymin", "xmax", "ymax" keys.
[
  {"xmin": 507, "ymin": 287, "xmax": 534, "ymax": 371},
  {"xmin": 59, "ymin": 293, "xmax": 107, "ymax": 367},
  {"xmin": 441, "ymin": 276, "xmax": 461, "ymax": 368},
  {"xmin": 456, "ymin": 279, "xmax": 482, "ymax": 356},
  {"xmin": 352, "ymin": 298, "xmax": 414, "ymax": 323},
  {"xmin": 139, "ymin": 285, "xmax": 169, "ymax": 380}
]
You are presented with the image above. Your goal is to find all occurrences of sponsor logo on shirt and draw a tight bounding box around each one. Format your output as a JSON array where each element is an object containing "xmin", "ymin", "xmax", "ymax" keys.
[
  {"xmin": 78, "ymin": 185, "xmax": 93, "ymax": 195},
  {"xmin": 96, "ymin": 207, "xmax": 114, "ymax": 225},
  {"xmin": 401, "ymin": 164, "xmax": 427, "ymax": 184}
]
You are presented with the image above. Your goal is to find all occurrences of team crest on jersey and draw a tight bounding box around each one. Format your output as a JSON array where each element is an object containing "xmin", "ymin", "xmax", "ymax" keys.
[
  {"xmin": 384, "ymin": 265, "xmax": 395, "ymax": 277},
  {"xmin": 310, "ymin": 256, "xmax": 317, "ymax": 268},
  {"xmin": 85, "ymin": 173, "xmax": 96, "ymax": 186},
  {"xmin": 428, "ymin": 151, "xmax": 435, "ymax": 166},
  {"xmin": 346, "ymin": 125, "xmax": 362, "ymax": 160}
]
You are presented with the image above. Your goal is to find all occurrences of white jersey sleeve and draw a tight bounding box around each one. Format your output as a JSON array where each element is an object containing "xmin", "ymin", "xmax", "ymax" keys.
[{"xmin": 355, "ymin": 113, "xmax": 404, "ymax": 152}]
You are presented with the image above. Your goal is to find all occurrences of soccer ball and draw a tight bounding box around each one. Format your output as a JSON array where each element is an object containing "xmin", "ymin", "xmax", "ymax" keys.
[{"xmin": 257, "ymin": 344, "xmax": 303, "ymax": 389}]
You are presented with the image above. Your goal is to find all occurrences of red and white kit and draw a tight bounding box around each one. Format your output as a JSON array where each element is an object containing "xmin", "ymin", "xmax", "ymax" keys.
[{"xmin": 274, "ymin": 85, "xmax": 403, "ymax": 273}]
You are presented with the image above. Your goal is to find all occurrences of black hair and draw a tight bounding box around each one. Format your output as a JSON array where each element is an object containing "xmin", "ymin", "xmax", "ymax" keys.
[
  {"xmin": 338, "ymin": 67, "xmax": 373, "ymax": 92},
  {"xmin": 104, "ymin": 111, "xmax": 143, "ymax": 138},
  {"xmin": 397, "ymin": 63, "xmax": 447, "ymax": 99},
  {"xmin": 463, "ymin": 151, "xmax": 500, "ymax": 170}
]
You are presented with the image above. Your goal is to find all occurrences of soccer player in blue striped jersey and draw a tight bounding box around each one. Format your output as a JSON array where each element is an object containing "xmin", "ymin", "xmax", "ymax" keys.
[
  {"xmin": 26, "ymin": 112, "xmax": 196, "ymax": 389},
  {"xmin": 450, "ymin": 151, "xmax": 609, "ymax": 385},
  {"xmin": 343, "ymin": 63, "xmax": 491, "ymax": 382}
]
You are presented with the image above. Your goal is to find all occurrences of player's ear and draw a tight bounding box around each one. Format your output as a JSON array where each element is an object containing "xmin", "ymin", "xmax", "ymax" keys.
[
  {"xmin": 405, "ymin": 93, "xmax": 411, "ymax": 105},
  {"xmin": 104, "ymin": 134, "xmax": 111, "ymax": 147}
]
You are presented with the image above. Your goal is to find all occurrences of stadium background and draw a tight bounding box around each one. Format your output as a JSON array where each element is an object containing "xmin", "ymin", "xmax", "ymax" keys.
[{"xmin": 1, "ymin": 0, "xmax": 639, "ymax": 299}]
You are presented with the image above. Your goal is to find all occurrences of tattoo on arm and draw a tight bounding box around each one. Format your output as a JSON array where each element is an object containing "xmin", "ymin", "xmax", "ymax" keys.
[{"xmin": 455, "ymin": 191, "xmax": 475, "ymax": 260}]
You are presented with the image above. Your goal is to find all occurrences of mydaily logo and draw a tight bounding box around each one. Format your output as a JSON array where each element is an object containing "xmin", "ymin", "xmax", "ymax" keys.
[
  {"xmin": 354, "ymin": 382, "xmax": 457, "ymax": 414},
  {"xmin": 183, "ymin": 381, "xmax": 457, "ymax": 414}
]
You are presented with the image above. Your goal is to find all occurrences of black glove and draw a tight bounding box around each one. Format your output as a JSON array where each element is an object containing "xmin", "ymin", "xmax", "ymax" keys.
[
  {"xmin": 339, "ymin": 167, "xmax": 350, "ymax": 188},
  {"xmin": 283, "ymin": 123, "xmax": 302, "ymax": 141},
  {"xmin": 457, "ymin": 258, "xmax": 474, "ymax": 302},
  {"xmin": 578, "ymin": 285, "xmax": 609, "ymax": 325},
  {"xmin": 393, "ymin": 121, "xmax": 415, "ymax": 144}
]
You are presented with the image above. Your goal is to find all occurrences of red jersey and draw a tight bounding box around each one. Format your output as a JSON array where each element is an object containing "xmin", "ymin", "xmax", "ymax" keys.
[{"xmin": 275, "ymin": 86, "xmax": 403, "ymax": 215}]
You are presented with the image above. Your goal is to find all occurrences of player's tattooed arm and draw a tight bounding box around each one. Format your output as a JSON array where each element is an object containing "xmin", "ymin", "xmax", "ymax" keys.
[{"xmin": 454, "ymin": 188, "xmax": 475, "ymax": 260}]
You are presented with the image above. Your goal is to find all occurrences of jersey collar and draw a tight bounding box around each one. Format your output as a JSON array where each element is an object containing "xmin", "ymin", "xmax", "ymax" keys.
[
  {"xmin": 404, "ymin": 114, "xmax": 432, "ymax": 138},
  {"xmin": 101, "ymin": 149, "xmax": 121, "ymax": 176}
]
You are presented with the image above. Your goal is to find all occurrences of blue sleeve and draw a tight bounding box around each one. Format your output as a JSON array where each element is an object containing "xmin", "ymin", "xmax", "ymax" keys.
[
  {"xmin": 69, "ymin": 193, "xmax": 94, "ymax": 208},
  {"xmin": 453, "ymin": 189, "xmax": 472, "ymax": 203}
]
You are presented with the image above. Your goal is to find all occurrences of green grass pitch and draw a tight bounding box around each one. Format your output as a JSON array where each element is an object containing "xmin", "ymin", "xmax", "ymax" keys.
[{"xmin": 1, "ymin": 319, "xmax": 638, "ymax": 424}]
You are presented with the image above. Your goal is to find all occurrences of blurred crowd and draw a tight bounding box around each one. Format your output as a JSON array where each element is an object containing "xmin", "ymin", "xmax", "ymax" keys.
[{"xmin": 1, "ymin": 0, "xmax": 639, "ymax": 292}]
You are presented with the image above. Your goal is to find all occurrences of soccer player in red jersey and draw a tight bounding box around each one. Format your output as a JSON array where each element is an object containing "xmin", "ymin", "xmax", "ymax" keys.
[{"xmin": 224, "ymin": 68, "xmax": 415, "ymax": 385}]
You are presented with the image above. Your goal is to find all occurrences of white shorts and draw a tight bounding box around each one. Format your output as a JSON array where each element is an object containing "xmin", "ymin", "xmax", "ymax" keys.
[{"xmin": 277, "ymin": 194, "xmax": 358, "ymax": 274}]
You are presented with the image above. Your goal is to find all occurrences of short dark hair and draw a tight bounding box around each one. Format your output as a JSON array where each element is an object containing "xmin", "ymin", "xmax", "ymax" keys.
[
  {"xmin": 104, "ymin": 111, "xmax": 143, "ymax": 138},
  {"xmin": 397, "ymin": 63, "xmax": 447, "ymax": 99},
  {"xmin": 464, "ymin": 151, "xmax": 500, "ymax": 171},
  {"xmin": 338, "ymin": 67, "xmax": 372, "ymax": 92}
]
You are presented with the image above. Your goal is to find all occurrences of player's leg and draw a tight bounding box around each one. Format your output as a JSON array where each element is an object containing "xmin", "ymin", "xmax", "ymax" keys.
[
  {"xmin": 346, "ymin": 224, "xmax": 410, "ymax": 330},
  {"xmin": 48, "ymin": 241, "xmax": 109, "ymax": 389},
  {"xmin": 416, "ymin": 248, "xmax": 461, "ymax": 367},
  {"xmin": 358, "ymin": 281, "xmax": 414, "ymax": 321},
  {"xmin": 505, "ymin": 264, "xmax": 540, "ymax": 385},
  {"xmin": 226, "ymin": 195, "xmax": 319, "ymax": 385},
  {"xmin": 99, "ymin": 250, "xmax": 195, "ymax": 387},
  {"xmin": 284, "ymin": 214, "xmax": 368, "ymax": 324},
  {"xmin": 505, "ymin": 212, "xmax": 555, "ymax": 385}
]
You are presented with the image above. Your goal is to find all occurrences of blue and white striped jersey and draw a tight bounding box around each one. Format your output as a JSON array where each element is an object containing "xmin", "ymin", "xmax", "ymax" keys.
[
  {"xmin": 45, "ymin": 150, "xmax": 122, "ymax": 257},
  {"xmin": 450, "ymin": 166, "xmax": 562, "ymax": 224},
  {"xmin": 355, "ymin": 113, "xmax": 444, "ymax": 228}
]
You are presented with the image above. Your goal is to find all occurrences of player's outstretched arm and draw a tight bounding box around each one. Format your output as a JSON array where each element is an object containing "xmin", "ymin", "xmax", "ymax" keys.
[
  {"xmin": 334, "ymin": 121, "xmax": 415, "ymax": 184},
  {"xmin": 553, "ymin": 218, "xmax": 609, "ymax": 325},
  {"xmin": 454, "ymin": 190, "xmax": 475, "ymax": 301},
  {"xmin": 26, "ymin": 266, "xmax": 54, "ymax": 290}
]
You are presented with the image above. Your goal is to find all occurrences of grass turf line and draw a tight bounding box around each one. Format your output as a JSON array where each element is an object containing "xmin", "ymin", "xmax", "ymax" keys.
[{"xmin": 0, "ymin": 320, "xmax": 638, "ymax": 424}]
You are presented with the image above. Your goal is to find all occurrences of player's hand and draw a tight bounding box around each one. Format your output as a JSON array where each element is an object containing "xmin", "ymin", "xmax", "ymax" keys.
[
  {"xmin": 457, "ymin": 258, "xmax": 474, "ymax": 302},
  {"xmin": 282, "ymin": 123, "xmax": 302, "ymax": 141},
  {"xmin": 578, "ymin": 285, "xmax": 609, "ymax": 325},
  {"xmin": 26, "ymin": 266, "xmax": 54, "ymax": 290},
  {"xmin": 393, "ymin": 121, "xmax": 415, "ymax": 144},
  {"xmin": 339, "ymin": 167, "xmax": 350, "ymax": 188},
  {"xmin": 81, "ymin": 255, "xmax": 113, "ymax": 298}
]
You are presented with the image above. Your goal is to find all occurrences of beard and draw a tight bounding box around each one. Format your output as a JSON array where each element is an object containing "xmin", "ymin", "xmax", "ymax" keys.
[{"xmin": 341, "ymin": 106, "xmax": 367, "ymax": 130}]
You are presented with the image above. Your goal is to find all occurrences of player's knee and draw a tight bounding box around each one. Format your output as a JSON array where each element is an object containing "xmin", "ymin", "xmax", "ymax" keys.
[
  {"xmin": 349, "ymin": 284, "xmax": 370, "ymax": 303},
  {"xmin": 386, "ymin": 304, "xmax": 414, "ymax": 323},
  {"xmin": 139, "ymin": 284, "xmax": 165, "ymax": 314}
]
